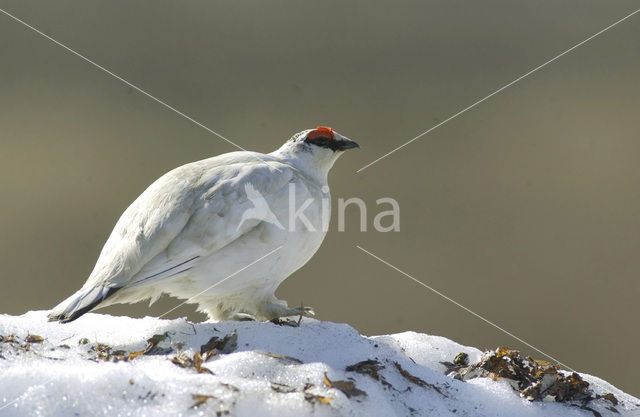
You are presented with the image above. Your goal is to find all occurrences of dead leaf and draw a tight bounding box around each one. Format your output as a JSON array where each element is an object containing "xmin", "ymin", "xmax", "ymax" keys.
[
  {"xmin": 193, "ymin": 352, "xmax": 213, "ymax": 374},
  {"xmin": 575, "ymin": 404, "xmax": 604, "ymax": 417},
  {"xmin": 92, "ymin": 343, "xmax": 113, "ymax": 361},
  {"xmin": 345, "ymin": 359, "xmax": 383, "ymax": 381},
  {"xmin": 202, "ymin": 349, "xmax": 217, "ymax": 362},
  {"xmin": 127, "ymin": 333, "xmax": 171, "ymax": 360},
  {"xmin": 495, "ymin": 346, "xmax": 511, "ymax": 358},
  {"xmin": 453, "ymin": 352, "xmax": 469, "ymax": 366},
  {"xmin": 331, "ymin": 380, "xmax": 366, "ymax": 399},
  {"xmin": 25, "ymin": 334, "xmax": 44, "ymax": 343},
  {"xmin": 201, "ymin": 331, "xmax": 238, "ymax": 357},
  {"xmin": 271, "ymin": 383, "xmax": 296, "ymax": 393},
  {"xmin": 170, "ymin": 351, "xmax": 213, "ymax": 374},
  {"xmin": 533, "ymin": 359, "xmax": 551, "ymax": 367},
  {"xmin": 600, "ymin": 393, "xmax": 618, "ymax": 406},
  {"xmin": 128, "ymin": 348, "xmax": 147, "ymax": 360},
  {"xmin": 394, "ymin": 362, "xmax": 444, "ymax": 395},
  {"xmin": 190, "ymin": 394, "xmax": 214, "ymax": 409},
  {"xmin": 220, "ymin": 383, "xmax": 239, "ymax": 392},
  {"xmin": 171, "ymin": 351, "xmax": 193, "ymax": 368},
  {"xmin": 446, "ymin": 345, "xmax": 618, "ymax": 408},
  {"xmin": 304, "ymin": 392, "xmax": 332, "ymax": 404},
  {"xmin": 323, "ymin": 373, "xmax": 366, "ymax": 398},
  {"xmin": 261, "ymin": 352, "xmax": 303, "ymax": 364},
  {"xmin": 270, "ymin": 318, "xmax": 299, "ymax": 327},
  {"xmin": 146, "ymin": 333, "xmax": 169, "ymax": 346}
]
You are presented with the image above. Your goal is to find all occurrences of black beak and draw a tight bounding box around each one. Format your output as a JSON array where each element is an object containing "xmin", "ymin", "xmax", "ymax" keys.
[{"xmin": 339, "ymin": 140, "xmax": 360, "ymax": 150}]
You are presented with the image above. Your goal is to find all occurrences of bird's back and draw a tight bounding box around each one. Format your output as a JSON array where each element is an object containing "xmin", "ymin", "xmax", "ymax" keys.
[{"xmin": 49, "ymin": 151, "xmax": 296, "ymax": 321}]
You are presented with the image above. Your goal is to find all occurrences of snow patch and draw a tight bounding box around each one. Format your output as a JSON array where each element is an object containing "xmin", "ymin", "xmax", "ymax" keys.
[{"xmin": 0, "ymin": 311, "xmax": 637, "ymax": 417}]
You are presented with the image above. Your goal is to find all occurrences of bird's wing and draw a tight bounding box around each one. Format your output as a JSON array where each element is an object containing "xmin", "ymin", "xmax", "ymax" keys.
[{"xmin": 87, "ymin": 154, "xmax": 295, "ymax": 291}]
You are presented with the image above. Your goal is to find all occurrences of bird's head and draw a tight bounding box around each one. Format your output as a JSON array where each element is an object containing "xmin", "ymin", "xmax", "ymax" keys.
[
  {"xmin": 273, "ymin": 126, "xmax": 359, "ymax": 182},
  {"xmin": 291, "ymin": 126, "xmax": 360, "ymax": 153}
]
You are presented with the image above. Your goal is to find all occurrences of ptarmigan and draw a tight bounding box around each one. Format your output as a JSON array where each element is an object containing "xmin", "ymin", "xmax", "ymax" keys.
[{"xmin": 48, "ymin": 127, "xmax": 358, "ymax": 323}]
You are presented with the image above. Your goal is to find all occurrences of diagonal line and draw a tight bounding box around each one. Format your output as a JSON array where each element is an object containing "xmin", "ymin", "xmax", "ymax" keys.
[
  {"xmin": 0, "ymin": 390, "xmax": 31, "ymax": 413},
  {"xmin": 357, "ymin": 7, "xmax": 640, "ymax": 173},
  {"xmin": 0, "ymin": 395, "xmax": 21, "ymax": 412},
  {"xmin": 0, "ymin": 7, "xmax": 281, "ymax": 172},
  {"xmin": 158, "ymin": 245, "xmax": 283, "ymax": 319},
  {"xmin": 356, "ymin": 245, "xmax": 575, "ymax": 371}
]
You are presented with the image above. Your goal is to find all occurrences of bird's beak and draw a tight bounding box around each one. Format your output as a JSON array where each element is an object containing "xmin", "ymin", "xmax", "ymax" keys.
[
  {"xmin": 334, "ymin": 132, "xmax": 360, "ymax": 151},
  {"xmin": 339, "ymin": 140, "xmax": 360, "ymax": 150}
]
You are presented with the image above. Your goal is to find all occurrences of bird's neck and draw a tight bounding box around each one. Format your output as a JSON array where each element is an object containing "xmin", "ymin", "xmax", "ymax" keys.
[{"xmin": 270, "ymin": 143, "xmax": 338, "ymax": 186}]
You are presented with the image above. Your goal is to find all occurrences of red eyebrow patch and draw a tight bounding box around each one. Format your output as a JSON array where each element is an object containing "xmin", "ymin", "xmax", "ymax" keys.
[{"xmin": 307, "ymin": 126, "xmax": 335, "ymax": 140}]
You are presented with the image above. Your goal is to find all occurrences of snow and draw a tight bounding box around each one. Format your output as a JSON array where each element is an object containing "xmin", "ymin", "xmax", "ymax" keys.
[{"xmin": 0, "ymin": 311, "xmax": 638, "ymax": 417}]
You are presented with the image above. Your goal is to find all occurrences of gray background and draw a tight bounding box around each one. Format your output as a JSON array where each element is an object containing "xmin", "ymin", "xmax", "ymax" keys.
[{"xmin": 1, "ymin": 0, "xmax": 639, "ymax": 396}]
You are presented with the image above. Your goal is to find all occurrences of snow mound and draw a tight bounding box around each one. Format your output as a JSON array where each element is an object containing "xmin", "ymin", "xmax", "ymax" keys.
[{"xmin": 0, "ymin": 311, "xmax": 637, "ymax": 417}]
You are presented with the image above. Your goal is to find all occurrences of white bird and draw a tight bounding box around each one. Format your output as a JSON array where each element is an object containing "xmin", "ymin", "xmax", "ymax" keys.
[{"xmin": 48, "ymin": 127, "xmax": 359, "ymax": 323}]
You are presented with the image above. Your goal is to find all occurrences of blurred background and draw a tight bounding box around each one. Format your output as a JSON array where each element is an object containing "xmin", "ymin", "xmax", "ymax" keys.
[{"xmin": 1, "ymin": 0, "xmax": 639, "ymax": 396}]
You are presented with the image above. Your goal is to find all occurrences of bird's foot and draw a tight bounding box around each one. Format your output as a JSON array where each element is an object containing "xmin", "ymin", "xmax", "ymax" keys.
[
  {"xmin": 270, "ymin": 305, "xmax": 315, "ymax": 327},
  {"xmin": 260, "ymin": 299, "xmax": 315, "ymax": 322},
  {"xmin": 285, "ymin": 305, "xmax": 315, "ymax": 317},
  {"xmin": 229, "ymin": 312, "xmax": 257, "ymax": 321}
]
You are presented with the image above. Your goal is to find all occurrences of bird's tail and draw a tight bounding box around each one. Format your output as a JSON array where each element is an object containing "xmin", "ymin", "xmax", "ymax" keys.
[{"xmin": 48, "ymin": 284, "xmax": 120, "ymax": 323}]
